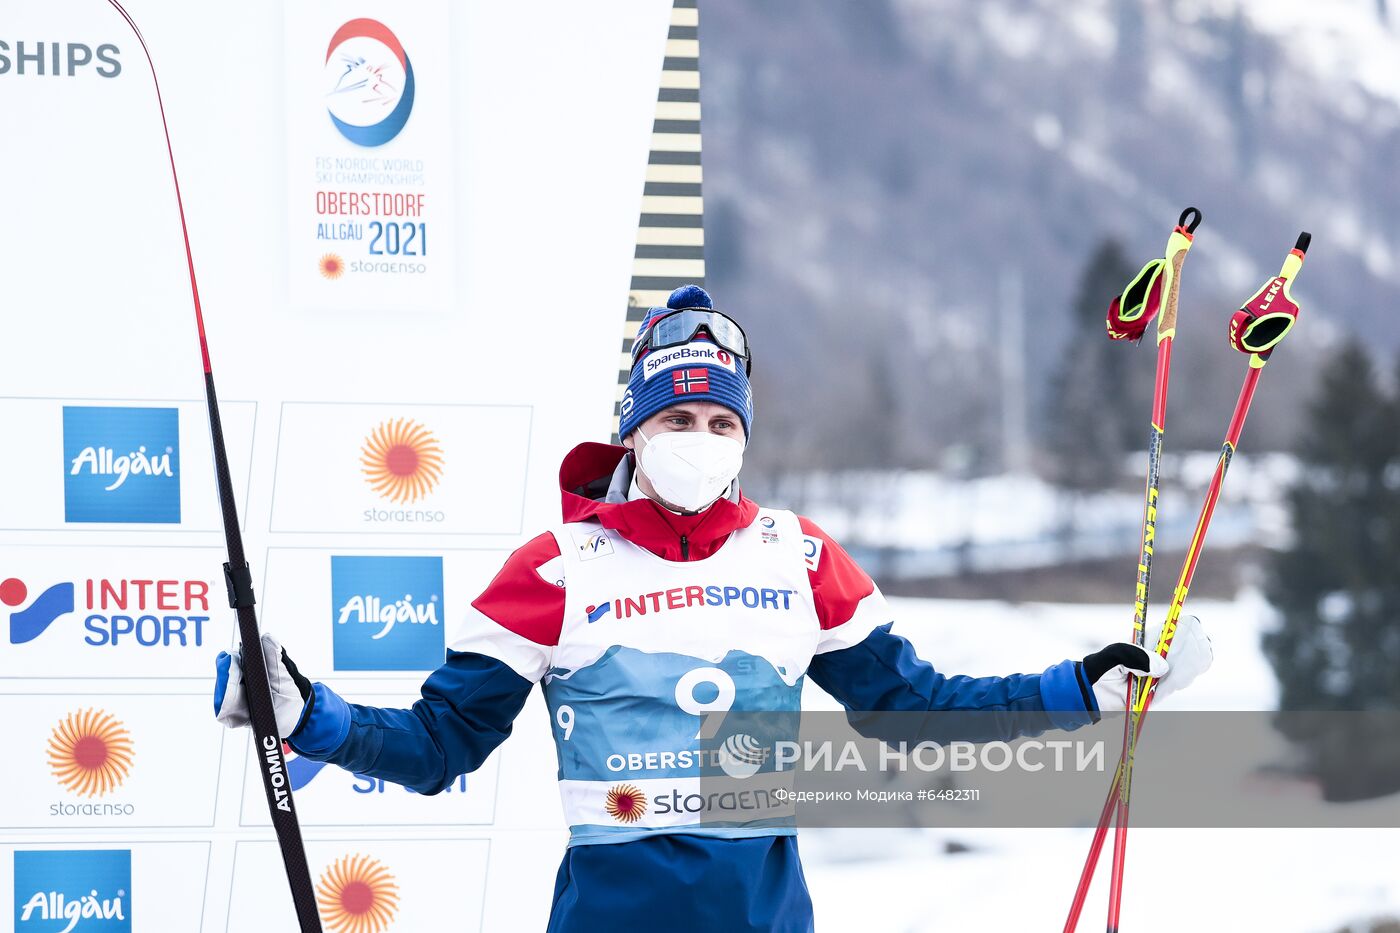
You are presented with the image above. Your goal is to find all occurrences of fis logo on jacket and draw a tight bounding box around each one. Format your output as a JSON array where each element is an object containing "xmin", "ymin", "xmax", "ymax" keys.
[
  {"xmin": 2, "ymin": 576, "xmax": 212, "ymax": 648},
  {"xmin": 574, "ymin": 529, "xmax": 614, "ymax": 561},
  {"xmin": 586, "ymin": 584, "xmax": 797, "ymax": 623},
  {"xmin": 63, "ymin": 406, "xmax": 179, "ymax": 524},
  {"xmin": 331, "ymin": 555, "xmax": 443, "ymax": 671},
  {"xmin": 13, "ymin": 848, "xmax": 131, "ymax": 932}
]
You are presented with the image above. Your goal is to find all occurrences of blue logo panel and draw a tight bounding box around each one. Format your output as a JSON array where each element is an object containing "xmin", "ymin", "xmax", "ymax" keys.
[
  {"xmin": 544, "ymin": 647, "xmax": 802, "ymax": 783},
  {"xmin": 331, "ymin": 555, "xmax": 444, "ymax": 671},
  {"xmin": 62, "ymin": 406, "xmax": 180, "ymax": 524},
  {"xmin": 14, "ymin": 849, "xmax": 131, "ymax": 931}
]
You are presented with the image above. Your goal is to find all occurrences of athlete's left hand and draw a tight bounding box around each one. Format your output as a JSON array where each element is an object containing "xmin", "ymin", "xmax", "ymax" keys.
[{"xmin": 1083, "ymin": 614, "xmax": 1213, "ymax": 712}]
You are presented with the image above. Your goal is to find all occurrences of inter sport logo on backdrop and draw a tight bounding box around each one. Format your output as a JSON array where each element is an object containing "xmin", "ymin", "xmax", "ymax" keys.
[
  {"xmin": 2, "ymin": 574, "xmax": 211, "ymax": 648},
  {"xmin": 324, "ymin": 19, "xmax": 415, "ymax": 147},
  {"xmin": 316, "ymin": 853, "xmax": 400, "ymax": 933},
  {"xmin": 13, "ymin": 849, "xmax": 131, "ymax": 931},
  {"xmin": 62, "ymin": 406, "xmax": 179, "ymax": 523},
  {"xmin": 331, "ymin": 555, "xmax": 443, "ymax": 671}
]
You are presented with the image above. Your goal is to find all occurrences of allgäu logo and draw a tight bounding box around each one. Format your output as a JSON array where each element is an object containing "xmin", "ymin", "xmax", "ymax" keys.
[
  {"xmin": 62, "ymin": 406, "xmax": 179, "ymax": 524},
  {"xmin": 13, "ymin": 848, "xmax": 131, "ymax": 931},
  {"xmin": 331, "ymin": 555, "xmax": 444, "ymax": 671}
]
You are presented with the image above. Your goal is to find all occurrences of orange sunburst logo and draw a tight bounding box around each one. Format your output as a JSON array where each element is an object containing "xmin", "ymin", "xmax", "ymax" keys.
[
  {"xmin": 360, "ymin": 418, "xmax": 444, "ymax": 504},
  {"xmin": 48, "ymin": 708, "xmax": 134, "ymax": 798},
  {"xmin": 605, "ymin": 783, "xmax": 647, "ymax": 823},
  {"xmin": 320, "ymin": 254, "xmax": 345, "ymax": 280},
  {"xmin": 317, "ymin": 853, "xmax": 401, "ymax": 933}
]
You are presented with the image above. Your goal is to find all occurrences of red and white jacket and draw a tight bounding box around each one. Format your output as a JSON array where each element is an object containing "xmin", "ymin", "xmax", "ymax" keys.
[{"xmin": 469, "ymin": 442, "xmax": 886, "ymax": 668}]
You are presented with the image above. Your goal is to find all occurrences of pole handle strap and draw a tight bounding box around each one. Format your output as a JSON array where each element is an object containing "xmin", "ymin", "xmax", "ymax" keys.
[{"xmin": 224, "ymin": 561, "xmax": 257, "ymax": 610}]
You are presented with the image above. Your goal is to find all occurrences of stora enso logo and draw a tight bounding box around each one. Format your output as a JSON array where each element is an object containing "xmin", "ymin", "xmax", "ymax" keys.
[
  {"xmin": 324, "ymin": 19, "xmax": 415, "ymax": 147},
  {"xmin": 62, "ymin": 406, "xmax": 179, "ymax": 524},
  {"xmin": 331, "ymin": 555, "xmax": 443, "ymax": 670},
  {"xmin": 13, "ymin": 848, "xmax": 130, "ymax": 932}
]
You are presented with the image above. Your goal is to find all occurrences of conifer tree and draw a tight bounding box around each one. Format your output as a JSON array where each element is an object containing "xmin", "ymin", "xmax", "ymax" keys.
[
  {"xmin": 1046, "ymin": 238, "xmax": 1142, "ymax": 492},
  {"xmin": 1264, "ymin": 340, "xmax": 1400, "ymax": 800}
]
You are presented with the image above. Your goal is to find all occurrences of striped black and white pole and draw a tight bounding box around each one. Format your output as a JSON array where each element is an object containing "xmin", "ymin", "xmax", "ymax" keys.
[{"xmin": 613, "ymin": 0, "xmax": 705, "ymax": 441}]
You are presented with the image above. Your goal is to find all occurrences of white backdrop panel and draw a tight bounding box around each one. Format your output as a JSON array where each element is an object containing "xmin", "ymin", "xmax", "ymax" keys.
[{"xmin": 0, "ymin": 0, "xmax": 675, "ymax": 930}]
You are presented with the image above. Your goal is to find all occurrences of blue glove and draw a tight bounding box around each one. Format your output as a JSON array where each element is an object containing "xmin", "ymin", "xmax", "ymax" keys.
[{"xmin": 213, "ymin": 633, "xmax": 313, "ymax": 739}]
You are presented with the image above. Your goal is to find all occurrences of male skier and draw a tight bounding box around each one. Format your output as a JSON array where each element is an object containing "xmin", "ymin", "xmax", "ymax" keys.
[{"xmin": 215, "ymin": 284, "xmax": 1212, "ymax": 932}]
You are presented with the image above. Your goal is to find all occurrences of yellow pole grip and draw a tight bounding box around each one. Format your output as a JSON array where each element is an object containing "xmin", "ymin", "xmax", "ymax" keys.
[{"xmin": 1156, "ymin": 229, "xmax": 1194, "ymax": 342}]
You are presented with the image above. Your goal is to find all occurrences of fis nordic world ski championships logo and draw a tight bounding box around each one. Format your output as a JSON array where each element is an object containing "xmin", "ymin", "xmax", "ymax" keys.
[
  {"xmin": 62, "ymin": 406, "xmax": 179, "ymax": 524},
  {"xmin": 13, "ymin": 848, "xmax": 131, "ymax": 932},
  {"xmin": 48, "ymin": 709, "xmax": 134, "ymax": 798},
  {"xmin": 324, "ymin": 19, "xmax": 415, "ymax": 147},
  {"xmin": 316, "ymin": 853, "xmax": 400, "ymax": 933},
  {"xmin": 331, "ymin": 555, "xmax": 444, "ymax": 671}
]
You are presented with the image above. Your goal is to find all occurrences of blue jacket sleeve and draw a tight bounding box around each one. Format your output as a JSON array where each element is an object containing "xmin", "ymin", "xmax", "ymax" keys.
[
  {"xmin": 286, "ymin": 649, "xmax": 533, "ymax": 795},
  {"xmin": 807, "ymin": 623, "xmax": 1098, "ymax": 744}
]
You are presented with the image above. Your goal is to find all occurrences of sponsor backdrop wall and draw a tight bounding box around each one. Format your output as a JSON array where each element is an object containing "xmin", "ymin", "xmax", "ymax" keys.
[{"xmin": 0, "ymin": 1, "xmax": 700, "ymax": 929}]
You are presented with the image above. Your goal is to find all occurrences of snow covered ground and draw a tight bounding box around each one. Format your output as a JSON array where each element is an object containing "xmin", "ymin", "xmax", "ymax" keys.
[
  {"xmin": 771, "ymin": 452, "xmax": 1299, "ymax": 577},
  {"xmin": 797, "ymin": 593, "xmax": 1400, "ymax": 931}
]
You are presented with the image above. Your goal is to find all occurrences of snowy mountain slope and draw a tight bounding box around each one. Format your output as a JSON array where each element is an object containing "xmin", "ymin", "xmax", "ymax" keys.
[{"xmin": 702, "ymin": 0, "xmax": 1400, "ymax": 469}]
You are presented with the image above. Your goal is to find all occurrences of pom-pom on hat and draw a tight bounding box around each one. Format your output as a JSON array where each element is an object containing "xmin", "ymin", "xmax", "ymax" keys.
[{"xmin": 618, "ymin": 285, "xmax": 753, "ymax": 440}]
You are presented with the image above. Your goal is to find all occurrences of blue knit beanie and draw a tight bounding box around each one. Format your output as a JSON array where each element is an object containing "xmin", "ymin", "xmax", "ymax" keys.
[{"xmin": 619, "ymin": 284, "xmax": 753, "ymax": 440}]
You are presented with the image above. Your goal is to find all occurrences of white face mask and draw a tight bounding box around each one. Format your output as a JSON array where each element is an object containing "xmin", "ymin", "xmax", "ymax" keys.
[{"xmin": 635, "ymin": 428, "xmax": 745, "ymax": 513}]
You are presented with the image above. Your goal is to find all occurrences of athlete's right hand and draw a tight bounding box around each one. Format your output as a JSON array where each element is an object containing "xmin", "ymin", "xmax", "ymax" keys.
[{"xmin": 213, "ymin": 633, "xmax": 314, "ymax": 739}]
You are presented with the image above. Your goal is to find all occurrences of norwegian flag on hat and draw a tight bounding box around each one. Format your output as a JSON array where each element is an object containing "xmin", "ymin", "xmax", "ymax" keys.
[
  {"xmin": 619, "ymin": 284, "xmax": 753, "ymax": 439},
  {"xmin": 672, "ymin": 368, "xmax": 710, "ymax": 395}
]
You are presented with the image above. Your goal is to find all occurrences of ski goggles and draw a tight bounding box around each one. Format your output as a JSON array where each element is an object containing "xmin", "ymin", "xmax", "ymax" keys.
[
  {"xmin": 1106, "ymin": 208, "xmax": 1201, "ymax": 343},
  {"xmin": 631, "ymin": 307, "xmax": 752, "ymax": 374}
]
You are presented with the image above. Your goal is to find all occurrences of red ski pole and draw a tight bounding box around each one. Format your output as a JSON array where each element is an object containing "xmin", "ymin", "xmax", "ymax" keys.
[
  {"xmin": 1064, "ymin": 232, "xmax": 1311, "ymax": 932},
  {"xmin": 1063, "ymin": 207, "xmax": 1202, "ymax": 928},
  {"xmin": 101, "ymin": 2, "xmax": 323, "ymax": 929}
]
